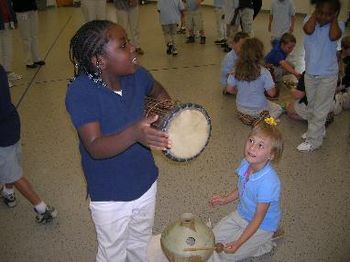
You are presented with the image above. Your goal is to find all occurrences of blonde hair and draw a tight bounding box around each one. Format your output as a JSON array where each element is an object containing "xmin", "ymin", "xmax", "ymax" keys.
[
  {"xmin": 249, "ymin": 119, "xmax": 284, "ymax": 163},
  {"xmin": 235, "ymin": 38, "xmax": 264, "ymax": 81}
]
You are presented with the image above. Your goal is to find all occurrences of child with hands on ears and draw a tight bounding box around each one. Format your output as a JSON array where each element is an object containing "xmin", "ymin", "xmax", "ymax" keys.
[
  {"xmin": 65, "ymin": 20, "xmax": 171, "ymax": 262},
  {"xmin": 209, "ymin": 117, "xmax": 283, "ymax": 261}
]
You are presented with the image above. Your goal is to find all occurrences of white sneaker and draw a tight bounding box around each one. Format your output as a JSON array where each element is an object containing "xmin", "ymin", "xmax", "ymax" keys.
[
  {"xmin": 297, "ymin": 141, "xmax": 315, "ymax": 152},
  {"xmin": 301, "ymin": 130, "xmax": 326, "ymax": 140},
  {"xmin": 7, "ymin": 72, "xmax": 22, "ymax": 81}
]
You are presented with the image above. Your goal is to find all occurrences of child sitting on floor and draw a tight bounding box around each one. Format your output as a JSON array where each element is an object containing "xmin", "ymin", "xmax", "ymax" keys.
[
  {"xmin": 209, "ymin": 117, "xmax": 283, "ymax": 261},
  {"xmin": 225, "ymin": 38, "xmax": 283, "ymax": 126},
  {"xmin": 221, "ymin": 31, "xmax": 249, "ymax": 95}
]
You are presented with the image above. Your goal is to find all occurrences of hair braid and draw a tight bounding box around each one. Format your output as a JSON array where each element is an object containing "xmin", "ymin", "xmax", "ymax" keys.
[{"xmin": 69, "ymin": 20, "xmax": 115, "ymax": 77}]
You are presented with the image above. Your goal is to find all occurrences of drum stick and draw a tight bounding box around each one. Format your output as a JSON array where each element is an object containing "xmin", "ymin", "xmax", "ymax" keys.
[{"xmin": 183, "ymin": 246, "xmax": 216, "ymax": 252}]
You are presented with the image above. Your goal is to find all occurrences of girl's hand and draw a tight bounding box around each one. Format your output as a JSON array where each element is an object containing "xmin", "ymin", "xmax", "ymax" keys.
[
  {"xmin": 133, "ymin": 115, "xmax": 171, "ymax": 150},
  {"xmin": 224, "ymin": 240, "xmax": 240, "ymax": 253},
  {"xmin": 209, "ymin": 194, "xmax": 226, "ymax": 207}
]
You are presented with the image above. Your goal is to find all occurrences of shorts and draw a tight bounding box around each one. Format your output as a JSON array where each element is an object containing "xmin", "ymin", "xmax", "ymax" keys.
[{"xmin": 0, "ymin": 141, "xmax": 23, "ymax": 184}]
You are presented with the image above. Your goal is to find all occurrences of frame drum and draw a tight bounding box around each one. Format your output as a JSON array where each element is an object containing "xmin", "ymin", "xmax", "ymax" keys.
[{"xmin": 145, "ymin": 97, "xmax": 211, "ymax": 162}]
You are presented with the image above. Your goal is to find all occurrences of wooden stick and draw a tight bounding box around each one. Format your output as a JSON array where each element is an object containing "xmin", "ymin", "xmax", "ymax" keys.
[{"xmin": 183, "ymin": 246, "xmax": 216, "ymax": 252}]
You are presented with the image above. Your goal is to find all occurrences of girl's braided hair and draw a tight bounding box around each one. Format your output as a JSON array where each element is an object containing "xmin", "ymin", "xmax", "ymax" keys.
[{"xmin": 69, "ymin": 20, "xmax": 115, "ymax": 77}]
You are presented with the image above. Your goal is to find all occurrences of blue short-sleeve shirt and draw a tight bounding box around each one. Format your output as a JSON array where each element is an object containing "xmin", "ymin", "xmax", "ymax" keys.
[
  {"xmin": 270, "ymin": 0, "xmax": 295, "ymax": 40},
  {"xmin": 303, "ymin": 16, "xmax": 345, "ymax": 76},
  {"xmin": 65, "ymin": 67, "xmax": 158, "ymax": 201},
  {"xmin": 227, "ymin": 67, "xmax": 274, "ymax": 113},
  {"xmin": 157, "ymin": 0, "xmax": 184, "ymax": 25},
  {"xmin": 265, "ymin": 39, "xmax": 287, "ymax": 66},
  {"xmin": 236, "ymin": 159, "xmax": 281, "ymax": 232}
]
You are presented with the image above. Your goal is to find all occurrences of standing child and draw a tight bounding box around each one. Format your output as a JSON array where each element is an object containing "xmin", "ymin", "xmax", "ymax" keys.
[
  {"xmin": 65, "ymin": 20, "xmax": 171, "ymax": 261},
  {"xmin": 0, "ymin": 0, "xmax": 22, "ymax": 87},
  {"xmin": 225, "ymin": 38, "xmax": 283, "ymax": 126},
  {"xmin": 268, "ymin": 0, "xmax": 296, "ymax": 42},
  {"xmin": 209, "ymin": 117, "xmax": 283, "ymax": 261},
  {"xmin": 231, "ymin": 0, "xmax": 255, "ymax": 37},
  {"xmin": 157, "ymin": 0, "xmax": 185, "ymax": 56},
  {"xmin": 265, "ymin": 33, "xmax": 301, "ymax": 84},
  {"xmin": 185, "ymin": 0, "xmax": 206, "ymax": 44},
  {"xmin": 0, "ymin": 64, "xmax": 57, "ymax": 223},
  {"xmin": 214, "ymin": 0, "xmax": 226, "ymax": 45},
  {"xmin": 297, "ymin": 0, "xmax": 344, "ymax": 152},
  {"xmin": 12, "ymin": 0, "xmax": 46, "ymax": 68},
  {"xmin": 220, "ymin": 31, "xmax": 249, "ymax": 94}
]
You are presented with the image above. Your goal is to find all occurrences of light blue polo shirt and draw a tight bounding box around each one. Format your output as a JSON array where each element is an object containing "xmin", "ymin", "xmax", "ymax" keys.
[
  {"xmin": 220, "ymin": 49, "xmax": 238, "ymax": 86},
  {"xmin": 236, "ymin": 159, "xmax": 281, "ymax": 232},
  {"xmin": 227, "ymin": 67, "xmax": 274, "ymax": 114},
  {"xmin": 157, "ymin": 0, "xmax": 184, "ymax": 25},
  {"xmin": 303, "ymin": 16, "xmax": 345, "ymax": 76},
  {"xmin": 270, "ymin": 0, "xmax": 295, "ymax": 40}
]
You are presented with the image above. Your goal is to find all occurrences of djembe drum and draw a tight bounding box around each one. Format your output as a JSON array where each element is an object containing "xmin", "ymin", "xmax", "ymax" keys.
[
  {"xmin": 160, "ymin": 213, "xmax": 216, "ymax": 262},
  {"xmin": 144, "ymin": 97, "xmax": 211, "ymax": 162}
]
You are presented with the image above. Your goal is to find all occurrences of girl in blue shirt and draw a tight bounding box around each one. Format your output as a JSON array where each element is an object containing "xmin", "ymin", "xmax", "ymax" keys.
[
  {"xmin": 297, "ymin": 0, "xmax": 343, "ymax": 152},
  {"xmin": 225, "ymin": 38, "xmax": 283, "ymax": 126},
  {"xmin": 66, "ymin": 20, "xmax": 171, "ymax": 261},
  {"xmin": 209, "ymin": 118, "xmax": 283, "ymax": 261}
]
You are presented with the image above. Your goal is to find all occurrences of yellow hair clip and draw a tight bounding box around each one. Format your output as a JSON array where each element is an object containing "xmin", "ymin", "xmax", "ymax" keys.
[{"xmin": 264, "ymin": 117, "xmax": 277, "ymax": 126}]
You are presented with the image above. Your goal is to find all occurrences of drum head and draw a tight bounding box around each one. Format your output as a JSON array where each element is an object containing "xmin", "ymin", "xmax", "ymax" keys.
[{"xmin": 160, "ymin": 103, "xmax": 211, "ymax": 162}]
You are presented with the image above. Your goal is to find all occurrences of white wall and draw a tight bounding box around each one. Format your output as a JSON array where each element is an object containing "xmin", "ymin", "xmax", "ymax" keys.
[{"xmin": 201, "ymin": 0, "xmax": 349, "ymax": 18}]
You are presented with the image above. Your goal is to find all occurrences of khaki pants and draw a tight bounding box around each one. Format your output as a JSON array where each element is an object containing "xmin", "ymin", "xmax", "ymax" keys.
[
  {"xmin": 231, "ymin": 8, "xmax": 254, "ymax": 37},
  {"xmin": 304, "ymin": 73, "xmax": 338, "ymax": 148},
  {"xmin": 187, "ymin": 9, "xmax": 204, "ymax": 35},
  {"xmin": 81, "ymin": 0, "xmax": 106, "ymax": 22},
  {"xmin": 16, "ymin": 11, "xmax": 41, "ymax": 65},
  {"xmin": 209, "ymin": 211, "xmax": 274, "ymax": 262},
  {"xmin": 161, "ymin": 24, "xmax": 177, "ymax": 46},
  {"xmin": 116, "ymin": 7, "xmax": 140, "ymax": 48},
  {"xmin": 215, "ymin": 7, "xmax": 225, "ymax": 40}
]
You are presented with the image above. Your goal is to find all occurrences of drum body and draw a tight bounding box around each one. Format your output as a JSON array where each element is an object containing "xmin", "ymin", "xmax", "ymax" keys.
[
  {"xmin": 161, "ymin": 213, "xmax": 215, "ymax": 262},
  {"xmin": 145, "ymin": 98, "xmax": 211, "ymax": 162}
]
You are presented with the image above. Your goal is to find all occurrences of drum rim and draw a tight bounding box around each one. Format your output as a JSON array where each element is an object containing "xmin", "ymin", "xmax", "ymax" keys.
[{"xmin": 159, "ymin": 103, "xmax": 212, "ymax": 162}]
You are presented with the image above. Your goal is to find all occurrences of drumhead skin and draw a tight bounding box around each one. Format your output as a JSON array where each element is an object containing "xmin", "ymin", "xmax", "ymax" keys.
[{"xmin": 159, "ymin": 103, "xmax": 212, "ymax": 162}]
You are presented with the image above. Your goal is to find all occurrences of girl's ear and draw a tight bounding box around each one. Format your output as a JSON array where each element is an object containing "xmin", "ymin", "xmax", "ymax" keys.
[{"xmin": 91, "ymin": 55, "xmax": 107, "ymax": 71}]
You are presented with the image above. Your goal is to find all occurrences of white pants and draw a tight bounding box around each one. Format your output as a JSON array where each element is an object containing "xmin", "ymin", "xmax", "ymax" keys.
[
  {"xmin": 0, "ymin": 23, "xmax": 12, "ymax": 72},
  {"xmin": 304, "ymin": 74, "xmax": 337, "ymax": 148},
  {"xmin": 81, "ymin": 0, "xmax": 106, "ymax": 22},
  {"xmin": 116, "ymin": 7, "xmax": 140, "ymax": 48},
  {"xmin": 16, "ymin": 11, "xmax": 41, "ymax": 65},
  {"xmin": 215, "ymin": 7, "xmax": 225, "ymax": 40},
  {"xmin": 90, "ymin": 181, "xmax": 157, "ymax": 262},
  {"xmin": 209, "ymin": 211, "xmax": 274, "ymax": 262}
]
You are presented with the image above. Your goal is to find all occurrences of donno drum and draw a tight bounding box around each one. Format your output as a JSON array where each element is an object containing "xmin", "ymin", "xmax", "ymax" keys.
[{"xmin": 144, "ymin": 97, "xmax": 211, "ymax": 162}]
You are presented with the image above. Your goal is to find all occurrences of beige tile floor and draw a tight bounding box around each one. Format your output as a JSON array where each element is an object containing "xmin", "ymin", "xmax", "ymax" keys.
[{"xmin": 1, "ymin": 3, "xmax": 350, "ymax": 262}]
